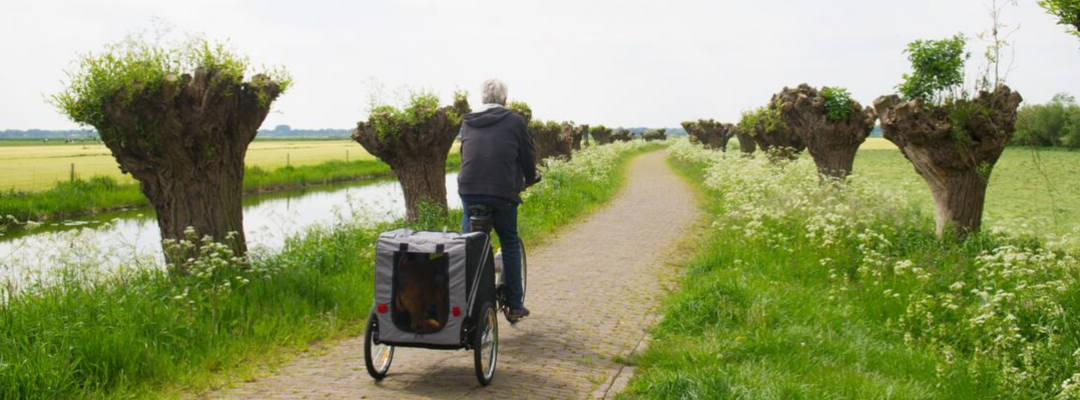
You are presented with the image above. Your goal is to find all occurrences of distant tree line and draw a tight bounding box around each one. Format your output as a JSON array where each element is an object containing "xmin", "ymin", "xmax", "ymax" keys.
[
  {"xmin": 0, "ymin": 125, "xmax": 353, "ymax": 140},
  {"xmin": 259, "ymin": 124, "xmax": 350, "ymax": 138},
  {"xmin": 1011, "ymin": 93, "xmax": 1080, "ymax": 148},
  {"xmin": 0, "ymin": 129, "xmax": 97, "ymax": 139},
  {"xmin": 624, "ymin": 127, "xmax": 686, "ymax": 137}
]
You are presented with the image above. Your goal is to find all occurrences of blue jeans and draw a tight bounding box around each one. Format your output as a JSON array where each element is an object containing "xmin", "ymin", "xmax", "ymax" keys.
[{"xmin": 460, "ymin": 195, "xmax": 524, "ymax": 309}]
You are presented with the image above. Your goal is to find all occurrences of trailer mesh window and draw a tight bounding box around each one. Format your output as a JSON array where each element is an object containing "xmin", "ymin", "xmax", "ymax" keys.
[{"xmin": 391, "ymin": 251, "xmax": 450, "ymax": 334}]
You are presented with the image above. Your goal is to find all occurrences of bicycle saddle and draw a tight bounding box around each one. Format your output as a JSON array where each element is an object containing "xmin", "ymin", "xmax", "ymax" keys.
[{"xmin": 468, "ymin": 205, "xmax": 494, "ymax": 233}]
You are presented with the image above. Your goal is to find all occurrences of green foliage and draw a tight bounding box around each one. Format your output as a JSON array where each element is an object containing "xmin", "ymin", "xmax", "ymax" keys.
[
  {"xmin": 369, "ymin": 92, "xmax": 444, "ymax": 142},
  {"xmin": 737, "ymin": 106, "xmax": 785, "ymax": 137},
  {"xmin": 897, "ymin": 35, "xmax": 969, "ymax": 105},
  {"xmin": 452, "ymin": 90, "xmax": 470, "ymax": 115},
  {"xmin": 945, "ymin": 98, "xmax": 987, "ymax": 145},
  {"xmin": 760, "ymin": 107, "xmax": 784, "ymax": 135},
  {"xmin": 507, "ymin": 100, "xmax": 533, "ymax": 124},
  {"xmin": 1038, "ymin": 0, "xmax": 1080, "ymax": 39},
  {"xmin": 52, "ymin": 35, "xmax": 291, "ymax": 138},
  {"xmin": 1013, "ymin": 93, "xmax": 1080, "ymax": 148},
  {"xmin": 406, "ymin": 201, "xmax": 455, "ymax": 231},
  {"xmin": 821, "ymin": 87, "xmax": 856, "ymax": 122},
  {"xmin": 736, "ymin": 111, "xmax": 757, "ymax": 137}
]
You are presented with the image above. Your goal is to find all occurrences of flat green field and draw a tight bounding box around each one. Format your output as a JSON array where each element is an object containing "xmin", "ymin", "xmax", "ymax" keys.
[
  {"xmin": 0, "ymin": 139, "xmax": 372, "ymax": 192},
  {"xmin": 854, "ymin": 138, "xmax": 1080, "ymax": 240}
]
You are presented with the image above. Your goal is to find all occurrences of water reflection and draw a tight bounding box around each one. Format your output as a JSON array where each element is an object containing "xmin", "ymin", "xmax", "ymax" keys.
[{"xmin": 0, "ymin": 174, "xmax": 460, "ymax": 286}]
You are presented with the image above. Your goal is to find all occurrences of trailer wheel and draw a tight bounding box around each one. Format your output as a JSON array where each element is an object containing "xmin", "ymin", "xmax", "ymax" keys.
[
  {"xmin": 473, "ymin": 302, "xmax": 498, "ymax": 385},
  {"xmin": 364, "ymin": 313, "xmax": 394, "ymax": 380}
]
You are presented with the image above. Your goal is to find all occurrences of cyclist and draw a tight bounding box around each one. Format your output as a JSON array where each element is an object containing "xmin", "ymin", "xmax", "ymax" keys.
[{"xmin": 458, "ymin": 78, "xmax": 538, "ymax": 322}]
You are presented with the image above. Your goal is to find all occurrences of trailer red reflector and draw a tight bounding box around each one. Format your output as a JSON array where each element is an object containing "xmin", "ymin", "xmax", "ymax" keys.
[
  {"xmin": 452, "ymin": 306, "xmax": 461, "ymax": 317},
  {"xmin": 377, "ymin": 303, "xmax": 388, "ymax": 313}
]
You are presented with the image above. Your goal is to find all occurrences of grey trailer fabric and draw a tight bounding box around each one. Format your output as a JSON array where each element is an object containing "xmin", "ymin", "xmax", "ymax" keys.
[{"xmin": 373, "ymin": 229, "xmax": 485, "ymax": 346}]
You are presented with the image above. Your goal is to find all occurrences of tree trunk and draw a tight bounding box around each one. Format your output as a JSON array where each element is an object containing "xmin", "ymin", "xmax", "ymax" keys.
[
  {"xmin": 142, "ymin": 157, "xmax": 247, "ymax": 272},
  {"xmin": 736, "ymin": 131, "xmax": 756, "ymax": 154},
  {"xmin": 131, "ymin": 136, "xmax": 253, "ymax": 266},
  {"xmin": 751, "ymin": 116, "xmax": 804, "ymax": 161},
  {"xmin": 719, "ymin": 124, "xmax": 735, "ymax": 152},
  {"xmin": 392, "ymin": 155, "xmax": 449, "ymax": 221},
  {"xmin": 924, "ymin": 169, "xmax": 988, "ymax": 238},
  {"xmin": 808, "ymin": 146, "xmax": 857, "ymax": 179},
  {"xmin": 572, "ymin": 124, "xmax": 587, "ymax": 150}
]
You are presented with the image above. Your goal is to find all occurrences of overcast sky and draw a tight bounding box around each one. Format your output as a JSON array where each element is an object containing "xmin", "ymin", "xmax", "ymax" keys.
[{"xmin": 2, "ymin": 0, "xmax": 1079, "ymax": 130}]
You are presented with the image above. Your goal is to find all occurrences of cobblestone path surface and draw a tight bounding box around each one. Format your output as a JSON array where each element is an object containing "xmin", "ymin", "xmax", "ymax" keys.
[{"xmin": 210, "ymin": 150, "xmax": 700, "ymax": 399}]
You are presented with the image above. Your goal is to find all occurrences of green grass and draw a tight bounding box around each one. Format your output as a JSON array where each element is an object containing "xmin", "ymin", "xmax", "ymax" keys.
[
  {"xmin": 0, "ymin": 141, "xmax": 664, "ymax": 399},
  {"xmin": 854, "ymin": 146, "xmax": 1080, "ymax": 241},
  {"xmin": 0, "ymin": 153, "xmax": 460, "ymax": 225},
  {"xmin": 0, "ymin": 139, "xmax": 378, "ymax": 192},
  {"xmin": 620, "ymin": 141, "xmax": 1080, "ymax": 399}
]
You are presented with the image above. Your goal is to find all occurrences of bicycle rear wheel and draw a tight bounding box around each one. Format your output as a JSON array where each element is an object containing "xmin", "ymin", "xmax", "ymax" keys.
[{"xmin": 519, "ymin": 241, "xmax": 527, "ymax": 304}]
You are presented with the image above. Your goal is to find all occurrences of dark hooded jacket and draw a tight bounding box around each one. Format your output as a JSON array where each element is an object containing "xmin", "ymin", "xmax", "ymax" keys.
[{"xmin": 457, "ymin": 106, "xmax": 537, "ymax": 204}]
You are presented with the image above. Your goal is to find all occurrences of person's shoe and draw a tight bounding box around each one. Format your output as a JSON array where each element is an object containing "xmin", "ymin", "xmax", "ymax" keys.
[{"xmin": 507, "ymin": 306, "xmax": 530, "ymax": 323}]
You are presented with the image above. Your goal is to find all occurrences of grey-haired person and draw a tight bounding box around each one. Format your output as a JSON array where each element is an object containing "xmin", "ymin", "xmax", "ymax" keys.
[{"xmin": 457, "ymin": 79, "xmax": 538, "ymax": 321}]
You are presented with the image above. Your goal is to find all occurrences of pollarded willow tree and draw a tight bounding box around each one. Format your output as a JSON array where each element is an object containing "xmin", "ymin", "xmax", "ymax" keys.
[
  {"xmin": 642, "ymin": 128, "xmax": 667, "ymax": 141},
  {"xmin": 701, "ymin": 120, "xmax": 735, "ymax": 151},
  {"xmin": 572, "ymin": 124, "xmax": 589, "ymax": 149},
  {"xmin": 773, "ymin": 84, "xmax": 876, "ymax": 178},
  {"xmin": 684, "ymin": 120, "xmax": 735, "ymax": 151},
  {"xmin": 508, "ymin": 101, "xmax": 573, "ymax": 161},
  {"xmin": 733, "ymin": 127, "xmax": 757, "ymax": 155},
  {"xmin": 529, "ymin": 120, "xmax": 574, "ymax": 161},
  {"xmin": 721, "ymin": 123, "xmax": 736, "ymax": 151},
  {"xmin": 681, "ymin": 121, "xmax": 701, "ymax": 142},
  {"xmin": 591, "ymin": 125, "xmax": 614, "ymax": 145},
  {"xmin": 612, "ymin": 128, "xmax": 634, "ymax": 142},
  {"xmin": 508, "ymin": 101, "xmax": 533, "ymax": 125},
  {"xmin": 739, "ymin": 105, "xmax": 804, "ymax": 160},
  {"xmin": 352, "ymin": 92, "xmax": 469, "ymax": 221},
  {"xmin": 726, "ymin": 120, "xmax": 757, "ymax": 155},
  {"xmin": 53, "ymin": 36, "xmax": 289, "ymax": 267},
  {"xmin": 874, "ymin": 34, "xmax": 1023, "ymax": 239}
]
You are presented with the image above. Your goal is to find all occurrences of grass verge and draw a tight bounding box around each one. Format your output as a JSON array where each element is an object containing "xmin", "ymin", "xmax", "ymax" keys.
[
  {"xmin": 619, "ymin": 141, "xmax": 1080, "ymax": 399},
  {"xmin": 0, "ymin": 141, "xmax": 665, "ymax": 399},
  {"xmin": 0, "ymin": 153, "xmax": 460, "ymax": 226}
]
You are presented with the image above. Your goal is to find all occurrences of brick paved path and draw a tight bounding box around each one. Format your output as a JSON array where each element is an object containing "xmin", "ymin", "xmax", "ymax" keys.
[{"xmin": 209, "ymin": 150, "xmax": 700, "ymax": 399}]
